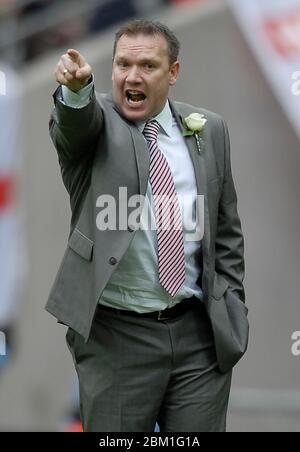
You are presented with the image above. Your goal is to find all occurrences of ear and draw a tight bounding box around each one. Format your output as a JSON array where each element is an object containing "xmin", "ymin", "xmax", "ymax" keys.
[{"xmin": 169, "ymin": 61, "xmax": 180, "ymax": 86}]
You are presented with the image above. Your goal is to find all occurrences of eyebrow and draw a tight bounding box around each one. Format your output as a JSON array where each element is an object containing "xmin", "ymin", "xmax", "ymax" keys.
[{"xmin": 115, "ymin": 55, "xmax": 160, "ymax": 64}]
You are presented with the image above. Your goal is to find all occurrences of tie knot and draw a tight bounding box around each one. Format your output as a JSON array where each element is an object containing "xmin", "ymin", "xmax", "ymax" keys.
[{"xmin": 143, "ymin": 120, "xmax": 160, "ymax": 142}]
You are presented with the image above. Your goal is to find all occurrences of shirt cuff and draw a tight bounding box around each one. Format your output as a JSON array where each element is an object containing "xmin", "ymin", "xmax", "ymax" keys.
[{"xmin": 60, "ymin": 75, "xmax": 94, "ymax": 108}]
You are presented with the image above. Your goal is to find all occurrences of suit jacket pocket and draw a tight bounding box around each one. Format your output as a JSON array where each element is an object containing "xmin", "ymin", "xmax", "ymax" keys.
[
  {"xmin": 207, "ymin": 273, "xmax": 249, "ymax": 373},
  {"xmin": 46, "ymin": 228, "xmax": 94, "ymax": 338},
  {"xmin": 68, "ymin": 228, "xmax": 93, "ymax": 261}
]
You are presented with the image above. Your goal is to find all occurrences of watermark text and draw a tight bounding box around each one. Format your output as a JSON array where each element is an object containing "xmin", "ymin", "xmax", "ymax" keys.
[
  {"xmin": 291, "ymin": 71, "xmax": 300, "ymax": 96},
  {"xmin": 95, "ymin": 188, "xmax": 204, "ymax": 241},
  {"xmin": 291, "ymin": 331, "xmax": 300, "ymax": 356}
]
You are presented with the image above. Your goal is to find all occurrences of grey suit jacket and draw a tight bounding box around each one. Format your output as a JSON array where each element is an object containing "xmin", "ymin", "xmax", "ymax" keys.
[{"xmin": 46, "ymin": 87, "xmax": 249, "ymax": 372}]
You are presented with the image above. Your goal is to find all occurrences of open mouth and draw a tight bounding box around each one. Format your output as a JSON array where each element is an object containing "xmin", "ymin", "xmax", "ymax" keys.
[{"xmin": 125, "ymin": 90, "xmax": 147, "ymax": 105}]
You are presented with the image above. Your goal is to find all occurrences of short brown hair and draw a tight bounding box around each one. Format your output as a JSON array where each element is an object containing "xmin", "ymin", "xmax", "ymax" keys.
[{"xmin": 113, "ymin": 19, "xmax": 180, "ymax": 65}]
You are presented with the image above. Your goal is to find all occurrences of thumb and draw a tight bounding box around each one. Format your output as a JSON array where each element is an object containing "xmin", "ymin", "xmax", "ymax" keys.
[{"xmin": 76, "ymin": 64, "xmax": 92, "ymax": 81}]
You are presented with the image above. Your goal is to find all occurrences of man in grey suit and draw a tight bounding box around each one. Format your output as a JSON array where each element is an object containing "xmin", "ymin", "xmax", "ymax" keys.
[{"xmin": 46, "ymin": 20, "xmax": 249, "ymax": 432}]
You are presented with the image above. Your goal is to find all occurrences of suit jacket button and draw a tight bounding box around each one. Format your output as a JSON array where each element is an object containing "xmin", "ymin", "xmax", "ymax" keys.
[{"xmin": 109, "ymin": 257, "xmax": 118, "ymax": 265}]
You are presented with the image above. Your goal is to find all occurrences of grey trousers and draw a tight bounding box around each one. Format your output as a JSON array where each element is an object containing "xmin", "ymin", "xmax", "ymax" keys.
[{"xmin": 66, "ymin": 300, "xmax": 232, "ymax": 432}]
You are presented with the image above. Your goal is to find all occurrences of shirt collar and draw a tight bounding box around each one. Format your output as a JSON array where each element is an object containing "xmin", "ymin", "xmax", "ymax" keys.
[{"xmin": 137, "ymin": 100, "xmax": 173, "ymax": 137}]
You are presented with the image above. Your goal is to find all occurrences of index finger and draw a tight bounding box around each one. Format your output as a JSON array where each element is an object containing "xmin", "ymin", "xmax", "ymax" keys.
[{"xmin": 67, "ymin": 48, "xmax": 82, "ymax": 64}]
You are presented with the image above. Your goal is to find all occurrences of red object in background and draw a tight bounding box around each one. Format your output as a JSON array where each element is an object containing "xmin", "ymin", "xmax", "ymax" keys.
[
  {"xmin": 0, "ymin": 175, "xmax": 16, "ymax": 212},
  {"xmin": 64, "ymin": 420, "xmax": 83, "ymax": 432},
  {"xmin": 263, "ymin": 9, "xmax": 300, "ymax": 59}
]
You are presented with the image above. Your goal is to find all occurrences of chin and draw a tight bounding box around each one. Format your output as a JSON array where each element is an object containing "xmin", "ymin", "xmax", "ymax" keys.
[{"xmin": 121, "ymin": 107, "xmax": 150, "ymax": 123}]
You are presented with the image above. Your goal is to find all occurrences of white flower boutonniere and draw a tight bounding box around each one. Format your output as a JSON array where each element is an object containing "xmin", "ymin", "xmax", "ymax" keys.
[{"xmin": 183, "ymin": 113, "xmax": 207, "ymax": 153}]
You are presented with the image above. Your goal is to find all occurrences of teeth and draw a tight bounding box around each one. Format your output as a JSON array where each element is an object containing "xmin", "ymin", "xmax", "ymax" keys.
[
  {"xmin": 126, "ymin": 90, "xmax": 146, "ymax": 103},
  {"xmin": 128, "ymin": 92, "xmax": 144, "ymax": 97}
]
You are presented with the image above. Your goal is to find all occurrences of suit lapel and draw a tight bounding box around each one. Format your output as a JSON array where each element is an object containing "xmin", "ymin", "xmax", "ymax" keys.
[
  {"xmin": 127, "ymin": 123, "xmax": 150, "ymax": 196},
  {"xmin": 109, "ymin": 95, "xmax": 150, "ymax": 197},
  {"xmin": 170, "ymin": 101, "xmax": 211, "ymax": 296}
]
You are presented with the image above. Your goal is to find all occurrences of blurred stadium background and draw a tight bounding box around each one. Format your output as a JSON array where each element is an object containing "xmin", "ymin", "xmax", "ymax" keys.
[{"xmin": 0, "ymin": 0, "xmax": 300, "ymax": 431}]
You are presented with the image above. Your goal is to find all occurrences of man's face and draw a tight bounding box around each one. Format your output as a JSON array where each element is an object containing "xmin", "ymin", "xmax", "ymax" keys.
[{"xmin": 112, "ymin": 33, "xmax": 179, "ymax": 122}]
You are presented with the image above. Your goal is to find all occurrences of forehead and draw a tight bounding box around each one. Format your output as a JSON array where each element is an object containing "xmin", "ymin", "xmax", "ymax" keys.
[{"xmin": 115, "ymin": 33, "xmax": 169, "ymax": 60}]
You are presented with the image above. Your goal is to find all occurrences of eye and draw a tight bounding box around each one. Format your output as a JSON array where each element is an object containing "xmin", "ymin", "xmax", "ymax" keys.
[
  {"xmin": 145, "ymin": 63, "xmax": 155, "ymax": 70},
  {"xmin": 118, "ymin": 61, "xmax": 128, "ymax": 68}
]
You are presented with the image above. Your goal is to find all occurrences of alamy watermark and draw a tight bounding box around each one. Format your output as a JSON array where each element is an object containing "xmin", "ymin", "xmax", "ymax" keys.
[
  {"xmin": 95, "ymin": 188, "xmax": 204, "ymax": 242},
  {"xmin": 291, "ymin": 331, "xmax": 300, "ymax": 357},
  {"xmin": 291, "ymin": 71, "xmax": 300, "ymax": 96},
  {"xmin": 0, "ymin": 71, "xmax": 6, "ymax": 96},
  {"xmin": 0, "ymin": 331, "xmax": 6, "ymax": 356}
]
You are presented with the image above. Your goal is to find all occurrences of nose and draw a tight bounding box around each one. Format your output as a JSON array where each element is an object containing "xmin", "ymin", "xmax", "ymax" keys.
[{"xmin": 126, "ymin": 66, "xmax": 142, "ymax": 84}]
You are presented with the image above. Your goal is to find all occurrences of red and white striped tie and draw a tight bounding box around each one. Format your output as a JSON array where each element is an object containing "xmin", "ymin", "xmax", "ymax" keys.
[{"xmin": 143, "ymin": 120, "xmax": 185, "ymax": 297}]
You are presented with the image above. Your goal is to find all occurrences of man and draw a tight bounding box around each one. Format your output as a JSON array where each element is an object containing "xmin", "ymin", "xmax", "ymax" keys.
[{"xmin": 46, "ymin": 20, "xmax": 249, "ymax": 432}]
